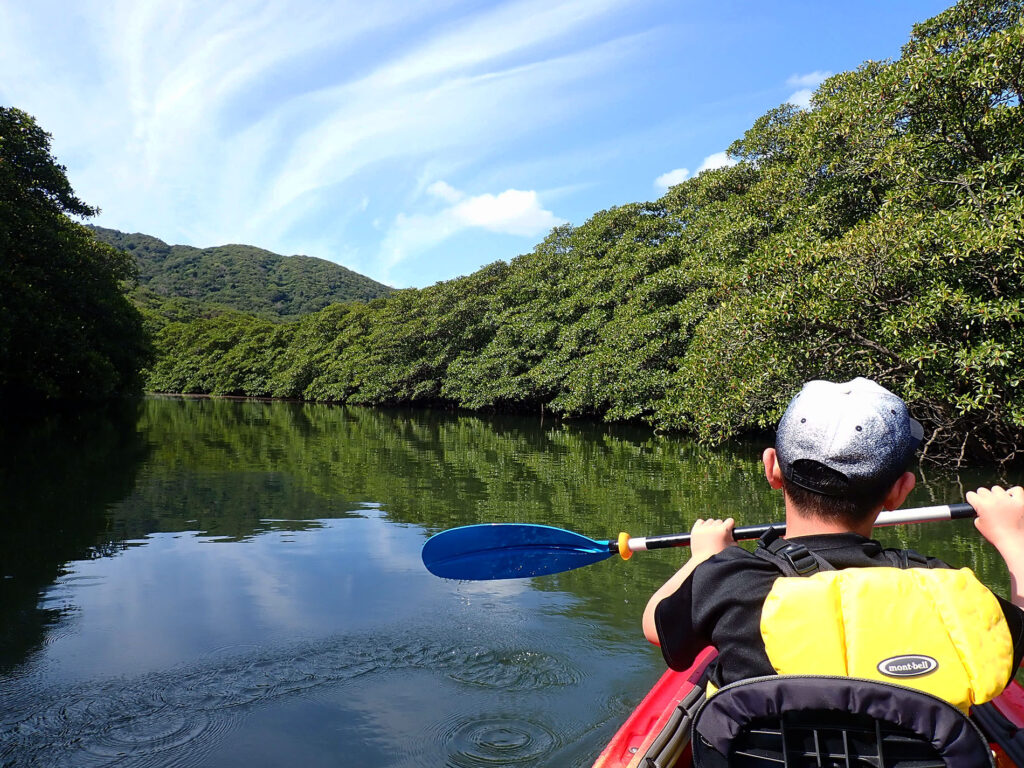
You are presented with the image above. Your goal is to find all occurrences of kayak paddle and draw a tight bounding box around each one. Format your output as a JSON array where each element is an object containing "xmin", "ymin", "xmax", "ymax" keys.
[{"xmin": 421, "ymin": 502, "xmax": 977, "ymax": 580}]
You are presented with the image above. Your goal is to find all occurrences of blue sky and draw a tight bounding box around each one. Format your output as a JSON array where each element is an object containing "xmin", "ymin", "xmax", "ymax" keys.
[{"xmin": 0, "ymin": 0, "xmax": 950, "ymax": 288}]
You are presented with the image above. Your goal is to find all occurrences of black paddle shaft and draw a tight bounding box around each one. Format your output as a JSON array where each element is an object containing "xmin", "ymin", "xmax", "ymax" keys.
[{"xmin": 626, "ymin": 502, "xmax": 977, "ymax": 552}]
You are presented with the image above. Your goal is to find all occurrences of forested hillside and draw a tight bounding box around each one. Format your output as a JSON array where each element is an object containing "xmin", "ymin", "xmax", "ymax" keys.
[
  {"xmin": 145, "ymin": 0, "xmax": 1024, "ymax": 466},
  {"xmin": 91, "ymin": 226, "xmax": 393, "ymax": 321}
]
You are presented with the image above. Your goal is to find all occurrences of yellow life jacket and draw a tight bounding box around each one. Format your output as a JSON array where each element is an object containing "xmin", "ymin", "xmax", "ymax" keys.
[{"xmin": 760, "ymin": 565, "xmax": 1012, "ymax": 713}]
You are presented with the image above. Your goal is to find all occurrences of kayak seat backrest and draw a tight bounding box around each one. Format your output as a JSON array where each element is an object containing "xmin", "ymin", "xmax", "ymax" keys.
[
  {"xmin": 697, "ymin": 710, "xmax": 945, "ymax": 768},
  {"xmin": 691, "ymin": 675, "xmax": 995, "ymax": 768}
]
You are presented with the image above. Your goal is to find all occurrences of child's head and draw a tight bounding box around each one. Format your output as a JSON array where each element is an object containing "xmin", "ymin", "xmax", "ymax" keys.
[{"xmin": 774, "ymin": 378, "xmax": 923, "ymax": 524}]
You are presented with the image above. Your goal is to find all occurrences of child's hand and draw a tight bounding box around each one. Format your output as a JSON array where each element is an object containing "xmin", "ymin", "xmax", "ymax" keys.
[
  {"xmin": 970, "ymin": 486, "xmax": 1024, "ymax": 557},
  {"xmin": 690, "ymin": 517, "xmax": 737, "ymax": 561}
]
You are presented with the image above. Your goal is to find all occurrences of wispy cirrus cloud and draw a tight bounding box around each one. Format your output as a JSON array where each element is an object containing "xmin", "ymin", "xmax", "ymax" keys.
[{"xmin": 0, "ymin": 0, "xmax": 641, "ymax": 284}]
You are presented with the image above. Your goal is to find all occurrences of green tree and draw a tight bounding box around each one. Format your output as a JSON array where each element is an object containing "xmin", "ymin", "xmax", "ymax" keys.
[
  {"xmin": 672, "ymin": 0, "xmax": 1024, "ymax": 464},
  {"xmin": 0, "ymin": 107, "xmax": 150, "ymax": 399}
]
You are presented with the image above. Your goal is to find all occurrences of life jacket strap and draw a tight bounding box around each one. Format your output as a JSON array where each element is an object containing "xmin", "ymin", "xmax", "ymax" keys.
[
  {"xmin": 754, "ymin": 527, "xmax": 835, "ymax": 577},
  {"xmin": 887, "ymin": 547, "xmax": 931, "ymax": 569},
  {"xmin": 756, "ymin": 527, "xmax": 932, "ymax": 575}
]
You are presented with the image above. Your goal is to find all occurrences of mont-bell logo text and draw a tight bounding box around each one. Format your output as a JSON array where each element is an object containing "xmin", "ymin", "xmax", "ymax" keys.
[{"xmin": 877, "ymin": 655, "xmax": 939, "ymax": 678}]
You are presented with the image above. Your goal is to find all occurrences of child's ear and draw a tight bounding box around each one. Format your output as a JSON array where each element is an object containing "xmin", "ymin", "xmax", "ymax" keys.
[
  {"xmin": 763, "ymin": 448, "xmax": 784, "ymax": 490},
  {"xmin": 882, "ymin": 471, "xmax": 917, "ymax": 510}
]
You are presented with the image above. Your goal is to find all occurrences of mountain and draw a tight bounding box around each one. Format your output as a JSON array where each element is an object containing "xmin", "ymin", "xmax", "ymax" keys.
[{"xmin": 90, "ymin": 226, "xmax": 393, "ymax": 320}]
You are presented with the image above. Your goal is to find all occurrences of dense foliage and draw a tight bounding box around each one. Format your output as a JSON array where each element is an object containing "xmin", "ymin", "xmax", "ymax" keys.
[
  {"xmin": 90, "ymin": 226, "xmax": 393, "ymax": 321},
  {"xmin": 147, "ymin": 0, "xmax": 1024, "ymax": 465},
  {"xmin": 0, "ymin": 108, "xmax": 150, "ymax": 400}
]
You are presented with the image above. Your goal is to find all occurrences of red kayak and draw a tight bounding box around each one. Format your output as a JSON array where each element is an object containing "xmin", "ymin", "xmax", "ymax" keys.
[
  {"xmin": 591, "ymin": 648, "xmax": 716, "ymax": 768},
  {"xmin": 592, "ymin": 649, "xmax": 1024, "ymax": 768}
]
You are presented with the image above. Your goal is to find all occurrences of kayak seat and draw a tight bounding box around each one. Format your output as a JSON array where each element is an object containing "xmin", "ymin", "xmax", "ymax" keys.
[
  {"xmin": 691, "ymin": 675, "xmax": 995, "ymax": 768},
  {"xmin": 698, "ymin": 710, "xmax": 945, "ymax": 767}
]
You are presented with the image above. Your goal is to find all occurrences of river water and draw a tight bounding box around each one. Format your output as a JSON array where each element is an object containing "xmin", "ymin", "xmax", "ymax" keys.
[{"xmin": 0, "ymin": 397, "xmax": 1009, "ymax": 767}]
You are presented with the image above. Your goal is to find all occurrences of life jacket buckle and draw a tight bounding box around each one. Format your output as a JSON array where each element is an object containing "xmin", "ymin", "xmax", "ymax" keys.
[
  {"xmin": 779, "ymin": 543, "xmax": 819, "ymax": 575},
  {"xmin": 757, "ymin": 529, "xmax": 824, "ymax": 576}
]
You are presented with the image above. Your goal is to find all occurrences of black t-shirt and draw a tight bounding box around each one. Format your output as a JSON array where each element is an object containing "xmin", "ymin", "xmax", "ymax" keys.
[{"xmin": 654, "ymin": 532, "xmax": 1024, "ymax": 691}]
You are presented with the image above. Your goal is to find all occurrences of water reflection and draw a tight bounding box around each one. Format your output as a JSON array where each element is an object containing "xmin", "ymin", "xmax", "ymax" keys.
[
  {"xmin": 0, "ymin": 396, "xmax": 1013, "ymax": 768},
  {"xmin": 0, "ymin": 402, "xmax": 149, "ymax": 672},
  {"xmin": 127, "ymin": 397, "xmax": 1012, "ymax": 595}
]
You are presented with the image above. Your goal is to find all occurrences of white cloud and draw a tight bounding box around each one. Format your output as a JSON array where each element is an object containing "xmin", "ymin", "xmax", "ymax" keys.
[
  {"xmin": 654, "ymin": 152, "xmax": 734, "ymax": 193},
  {"xmin": 427, "ymin": 181, "xmax": 465, "ymax": 204},
  {"xmin": 452, "ymin": 189, "xmax": 561, "ymax": 236},
  {"xmin": 654, "ymin": 167, "xmax": 690, "ymax": 190},
  {"xmin": 697, "ymin": 151, "xmax": 736, "ymax": 174},
  {"xmin": 787, "ymin": 88, "xmax": 815, "ymax": 109},
  {"xmin": 787, "ymin": 70, "xmax": 832, "ymax": 89},
  {"xmin": 381, "ymin": 182, "xmax": 564, "ymax": 279},
  {"xmin": 785, "ymin": 70, "xmax": 831, "ymax": 110}
]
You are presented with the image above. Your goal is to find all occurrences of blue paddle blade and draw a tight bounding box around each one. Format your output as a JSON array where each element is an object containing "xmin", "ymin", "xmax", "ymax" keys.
[{"xmin": 422, "ymin": 523, "xmax": 615, "ymax": 580}]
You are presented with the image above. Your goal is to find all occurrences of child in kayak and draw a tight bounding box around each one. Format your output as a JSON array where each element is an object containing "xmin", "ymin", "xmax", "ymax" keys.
[{"xmin": 642, "ymin": 377, "xmax": 1024, "ymax": 702}]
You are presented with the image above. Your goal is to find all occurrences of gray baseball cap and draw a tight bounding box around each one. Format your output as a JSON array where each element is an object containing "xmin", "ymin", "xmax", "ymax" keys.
[{"xmin": 775, "ymin": 378, "xmax": 924, "ymax": 497}]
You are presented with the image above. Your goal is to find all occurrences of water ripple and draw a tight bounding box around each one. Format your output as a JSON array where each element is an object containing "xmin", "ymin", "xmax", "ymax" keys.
[
  {"xmin": 440, "ymin": 714, "xmax": 560, "ymax": 767},
  {"xmin": 82, "ymin": 709, "xmax": 212, "ymax": 760},
  {"xmin": 0, "ymin": 632, "xmax": 581, "ymax": 767},
  {"xmin": 447, "ymin": 648, "xmax": 582, "ymax": 690}
]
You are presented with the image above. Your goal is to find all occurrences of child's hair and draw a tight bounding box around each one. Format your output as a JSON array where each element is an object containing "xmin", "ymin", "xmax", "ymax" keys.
[{"xmin": 781, "ymin": 469, "xmax": 892, "ymax": 525}]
